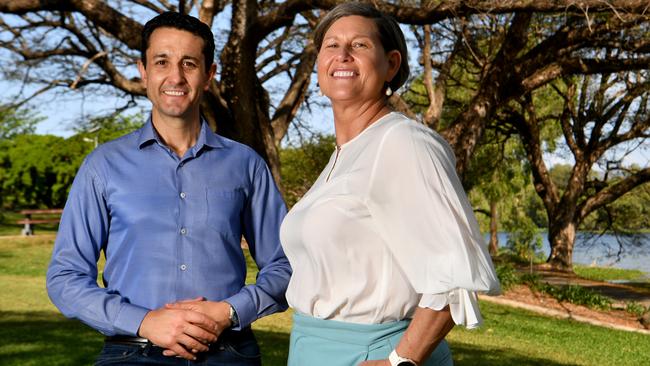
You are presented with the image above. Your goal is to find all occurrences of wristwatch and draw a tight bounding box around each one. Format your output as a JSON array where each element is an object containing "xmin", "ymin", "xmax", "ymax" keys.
[
  {"xmin": 228, "ymin": 305, "xmax": 239, "ymax": 328},
  {"xmin": 388, "ymin": 350, "xmax": 417, "ymax": 366}
]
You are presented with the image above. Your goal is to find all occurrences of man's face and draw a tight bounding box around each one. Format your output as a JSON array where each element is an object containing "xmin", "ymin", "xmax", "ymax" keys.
[{"xmin": 138, "ymin": 27, "xmax": 215, "ymax": 123}]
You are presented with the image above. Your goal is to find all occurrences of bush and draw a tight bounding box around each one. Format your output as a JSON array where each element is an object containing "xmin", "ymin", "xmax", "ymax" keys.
[
  {"xmin": 530, "ymin": 282, "xmax": 613, "ymax": 310},
  {"xmin": 495, "ymin": 263, "xmax": 520, "ymax": 291},
  {"xmin": 625, "ymin": 302, "xmax": 647, "ymax": 317}
]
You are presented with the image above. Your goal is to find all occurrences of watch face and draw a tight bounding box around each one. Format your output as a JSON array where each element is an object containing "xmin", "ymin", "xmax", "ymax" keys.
[{"xmin": 397, "ymin": 362, "xmax": 416, "ymax": 366}]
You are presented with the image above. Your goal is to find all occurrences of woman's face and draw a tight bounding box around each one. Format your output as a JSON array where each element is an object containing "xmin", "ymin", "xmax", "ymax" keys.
[{"xmin": 317, "ymin": 15, "xmax": 400, "ymax": 106}]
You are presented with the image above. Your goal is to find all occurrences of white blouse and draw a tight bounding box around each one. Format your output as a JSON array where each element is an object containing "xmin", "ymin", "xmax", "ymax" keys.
[{"xmin": 280, "ymin": 112, "xmax": 500, "ymax": 328}]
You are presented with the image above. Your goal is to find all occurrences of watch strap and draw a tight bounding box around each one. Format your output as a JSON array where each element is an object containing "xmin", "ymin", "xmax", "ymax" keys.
[
  {"xmin": 228, "ymin": 305, "xmax": 239, "ymax": 328},
  {"xmin": 388, "ymin": 350, "xmax": 417, "ymax": 366}
]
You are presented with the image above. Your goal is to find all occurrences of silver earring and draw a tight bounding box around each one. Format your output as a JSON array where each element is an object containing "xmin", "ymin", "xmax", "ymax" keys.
[
  {"xmin": 385, "ymin": 86, "xmax": 393, "ymax": 96},
  {"xmin": 317, "ymin": 83, "xmax": 324, "ymax": 97}
]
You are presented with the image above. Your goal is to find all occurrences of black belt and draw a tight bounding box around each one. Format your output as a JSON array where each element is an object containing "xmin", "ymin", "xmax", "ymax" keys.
[
  {"xmin": 105, "ymin": 327, "xmax": 253, "ymax": 346},
  {"xmin": 105, "ymin": 335, "xmax": 150, "ymax": 346}
]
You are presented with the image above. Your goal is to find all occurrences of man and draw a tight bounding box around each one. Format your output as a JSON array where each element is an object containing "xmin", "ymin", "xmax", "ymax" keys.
[{"xmin": 46, "ymin": 12, "xmax": 291, "ymax": 365}]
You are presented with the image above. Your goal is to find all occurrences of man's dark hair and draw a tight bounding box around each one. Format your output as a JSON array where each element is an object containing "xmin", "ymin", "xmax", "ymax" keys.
[{"xmin": 141, "ymin": 11, "xmax": 215, "ymax": 70}]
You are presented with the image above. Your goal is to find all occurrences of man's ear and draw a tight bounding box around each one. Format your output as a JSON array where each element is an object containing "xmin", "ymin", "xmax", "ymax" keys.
[
  {"xmin": 205, "ymin": 63, "xmax": 217, "ymax": 90},
  {"xmin": 137, "ymin": 59, "xmax": 147, "ymax": 85}
]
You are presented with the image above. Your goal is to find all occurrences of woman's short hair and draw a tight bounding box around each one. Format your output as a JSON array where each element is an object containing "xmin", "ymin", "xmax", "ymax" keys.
[{"xmin": 313, "ymin": 2, "xmax": 410, "ymax": 91}]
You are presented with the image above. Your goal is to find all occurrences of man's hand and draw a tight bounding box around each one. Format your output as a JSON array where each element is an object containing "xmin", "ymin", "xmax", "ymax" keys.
[
  {"xmin": 160, "ymin": 299, "xmax": 233, "ymax": 357},
  {"xmin": 359, "ymin": 360, "xmax": 390, "ymax": 366},
  {"xmin": 138, "ymin": 307, "xmax": 219, "ymax": 361}
]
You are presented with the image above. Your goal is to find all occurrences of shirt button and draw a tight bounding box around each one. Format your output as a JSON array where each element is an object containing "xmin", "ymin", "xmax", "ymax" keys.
[
  {"xmin": 180, "ymin": 264, "xmax": 187, "ymax": 271},
  {"xmin": 180, "ymin": 227, "xmax": 187, "ymax": 235},
  {"xmin": 180, "ymin": 192, "xmax": 186, "ymax": 199},
  {"xmin": 179, "ymin": 162, "xmax": 184, "ymax": 167}
]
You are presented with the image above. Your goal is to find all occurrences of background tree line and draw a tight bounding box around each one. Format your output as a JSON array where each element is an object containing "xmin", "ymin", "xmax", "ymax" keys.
[{"xmin": 0, "ymin": 0, "xmax": 648, "ymax": 272}]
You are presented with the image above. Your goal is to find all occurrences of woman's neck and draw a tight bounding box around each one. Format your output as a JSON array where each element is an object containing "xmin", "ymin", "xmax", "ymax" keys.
[{"xmin": 332, "ymin": 98, "xmax": 392, "ymax": 146}]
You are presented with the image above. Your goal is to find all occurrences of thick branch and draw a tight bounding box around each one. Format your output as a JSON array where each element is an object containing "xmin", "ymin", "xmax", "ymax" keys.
[
  {"xmin": 271, "ymin": 42, "xmax": 317, "ymax": 145},
  {"xmin": 0, "ymin": 0, "xmax": 143, "ymax": 50},
  {"xmin": 579, "ymin": 168, "xmax": 650, "ymax": 219}
]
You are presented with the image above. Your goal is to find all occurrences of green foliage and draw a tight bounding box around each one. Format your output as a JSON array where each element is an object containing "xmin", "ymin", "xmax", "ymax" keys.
[
  {"xmin": 495, "ymin": 263, "xmax": 520, "ymax": 291},
  {"xmin": 502, "ymin": 199, "xmax": 543, "ymax": 267},
  {"xmin": 0, "ymin": 134, "xmax": 75, "ymax": 209},
  {"xmin": 583, "ymin": 182, "xmax": 650, "ymax": 232},
  {"xmin": 0, "ymin": 114, "xmax": 144, "ymax": 210},
  {"xmin": 522, "ymin": 275, "xmax": 614, "ymax": 311},
  {"xmin": 280, "ymin": 134, "xmax": 335, "ymax": 207},
  {"xmin": 546, "ymin": 285, "xmax": 613, "ymax": 310},
  {"xmin": 625, "ymin": 302, "xmax": 647, "ymax": 318},
  {"xmin": 548, "ymin": 163, "xmax": 573, "ymax": 191},
  {"xmin": 74, "ymin": 114, "xmax": 144, "ymax": 144},
  {"xmin": 0, "ymin": 105, "xmax": 43, "ymax": 140}
]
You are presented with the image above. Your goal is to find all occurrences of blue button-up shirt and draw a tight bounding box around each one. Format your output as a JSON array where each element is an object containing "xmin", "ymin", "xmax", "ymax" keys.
[{"xmin": 46, "ymin": 119, "xmax": 291, "ymax": 336}]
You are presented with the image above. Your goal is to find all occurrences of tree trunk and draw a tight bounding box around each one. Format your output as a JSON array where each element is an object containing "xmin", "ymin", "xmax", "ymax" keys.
[
  {"xmin": 546, "ymin": 220, "xmax": 577, "ymax": 272},
  {"xmin": 219, "ymin": 0, "xmax": 283, "ymax": 189},
  {"xmin": 489, "ymin": 200, "xmax": 499, "ymax": 256}
]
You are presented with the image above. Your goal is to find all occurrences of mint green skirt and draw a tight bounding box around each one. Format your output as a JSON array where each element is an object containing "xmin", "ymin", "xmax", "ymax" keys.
[{"xmin": 288, "ymin": 313, "xmax": 453, "ymax": 366}]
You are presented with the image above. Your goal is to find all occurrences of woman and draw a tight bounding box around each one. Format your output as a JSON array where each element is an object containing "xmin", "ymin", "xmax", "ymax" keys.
[{"xmin": 279, "ymin": 3, "xmax": 500, "ymax": 366}]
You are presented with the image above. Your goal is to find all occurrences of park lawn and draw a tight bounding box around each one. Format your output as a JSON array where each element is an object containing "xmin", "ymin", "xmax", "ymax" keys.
[
  {"xmin": 0, "ymin": 211, "xmax": 59, "ymax": 236},
  {"xmin": 1, "ymin": 237, "xmax": 649, "ymax": 365},
  {"xmin": 574, "ymin": 265, "xmax": 647, "ymax": 282}
]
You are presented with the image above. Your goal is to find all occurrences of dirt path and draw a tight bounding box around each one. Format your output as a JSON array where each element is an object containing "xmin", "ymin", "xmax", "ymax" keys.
[{"xmin": 483, "ymin": 267, "xmax": 650, "ymax": 334}]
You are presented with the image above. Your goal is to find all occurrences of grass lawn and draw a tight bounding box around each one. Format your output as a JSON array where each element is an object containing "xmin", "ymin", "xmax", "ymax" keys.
[
  {"xmin": 1, "ymin": 236, "xmax": 649, "ymax": 365},
  {"xmin": 574, "ymin": 265, "xmax": 647, "ymax": 282},
  {"xmin": 0, "ymin": 211, "xmax": 59, "ymax": 236}
]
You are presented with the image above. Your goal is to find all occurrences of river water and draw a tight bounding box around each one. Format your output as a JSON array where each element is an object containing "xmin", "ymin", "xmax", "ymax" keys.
[{"xmin": 490, "ymin": 232, "xmax": 650, "ymax": 275}]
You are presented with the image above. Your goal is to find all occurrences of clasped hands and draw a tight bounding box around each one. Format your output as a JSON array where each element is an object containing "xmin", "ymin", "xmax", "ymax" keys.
[{"xmin": 138, "ymin": 297, "xmax": 232, "ymax": 361}]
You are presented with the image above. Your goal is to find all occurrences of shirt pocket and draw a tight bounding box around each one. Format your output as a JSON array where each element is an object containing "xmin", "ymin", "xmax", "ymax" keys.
[{"xmin": 205, "ymin": 188, "xmax": 245, "ymax": 236}]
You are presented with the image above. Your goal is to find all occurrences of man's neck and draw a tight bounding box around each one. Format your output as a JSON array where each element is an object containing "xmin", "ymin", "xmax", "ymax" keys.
[{"xmin": 151, "ymin": 112, "xmax": 201, "ymax": 158}]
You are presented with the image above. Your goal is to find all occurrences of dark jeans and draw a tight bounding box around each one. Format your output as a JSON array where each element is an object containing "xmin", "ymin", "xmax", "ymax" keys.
[{"xmin": 95, "ymin": 328, "xmax": 261, "ymax": 366}]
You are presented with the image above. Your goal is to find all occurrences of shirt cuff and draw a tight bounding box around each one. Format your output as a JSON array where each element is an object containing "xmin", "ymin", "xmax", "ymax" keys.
[
  {"xmin": 419, "ymin": 289, "xmax": 483, "ymax": 329},
  {"xmin": 224, "ymin": 288, "xmax": 256, "ymax": 330},
  {"xmin": 112, "ymin": 303, "xmax": 150, "ymax": 336}
]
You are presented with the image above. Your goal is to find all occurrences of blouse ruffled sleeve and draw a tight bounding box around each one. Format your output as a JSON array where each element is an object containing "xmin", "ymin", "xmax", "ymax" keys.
[{"xmin": 365, "ymin": 118, "xmax": 500, "ymax": 328}]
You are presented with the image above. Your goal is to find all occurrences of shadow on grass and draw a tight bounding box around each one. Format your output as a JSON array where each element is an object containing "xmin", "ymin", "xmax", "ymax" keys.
[
  {"xmin": 450, "ymin": 342, "xmax": 578, "ymax": 366},
  {"xmin": 0, "ymin": 311, "xmax": 289, "ymax": 366},
  {"xmin": 1, "ymin": 309, "xmax": 590, "ymax": 366},
  {"xmin": 0, "ymin": 311, "xmax": 103, "ymax": 366},
  {"xmin": 256, "ymin": 329, "xmax": 289, "ymax": 365}
]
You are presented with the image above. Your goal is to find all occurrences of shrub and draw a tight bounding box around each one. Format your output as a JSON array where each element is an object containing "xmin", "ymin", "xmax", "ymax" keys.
[
  {"xmin": 495, "ymin": 263, "xmax": 520, "ymax": 291},
  {"xmin": 530, "ymin": 283, "xmax": 613, "ymax": 310},
  {"xmin": 625, "ymin": 302, "xmax": 647, "ymax": 317}
]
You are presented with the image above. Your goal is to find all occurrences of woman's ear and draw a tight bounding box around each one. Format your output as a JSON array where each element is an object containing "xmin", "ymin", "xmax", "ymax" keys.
[{"xmin": 385, "ymin": 50, "xmax": 402, "ymax": 83}]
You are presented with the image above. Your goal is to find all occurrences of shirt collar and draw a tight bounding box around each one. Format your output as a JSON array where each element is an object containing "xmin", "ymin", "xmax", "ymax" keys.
[{"xmin": 137, "ymin": 116, "xmax": 225, "ymax": 151}]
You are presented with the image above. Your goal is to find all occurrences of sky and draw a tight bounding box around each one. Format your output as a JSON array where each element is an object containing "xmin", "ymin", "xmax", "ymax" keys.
[
  {"xmin": 1, "ymin": 72, "xmax": 644, "ymax": 171},
  {"xmin": 1, "ymin": 6, "xmax": 646, "ymax": 170}
]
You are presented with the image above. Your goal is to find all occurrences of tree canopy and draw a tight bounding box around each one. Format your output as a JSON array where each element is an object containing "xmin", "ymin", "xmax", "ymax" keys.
[{"xmin": 0, "ymin": 0, "xmax": 648, "ymax": 271}]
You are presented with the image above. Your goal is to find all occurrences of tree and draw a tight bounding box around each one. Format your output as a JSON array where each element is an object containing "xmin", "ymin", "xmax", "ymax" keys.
[
  {"xmin": 1, "ymin": 1, "xmax": 648, "ymax": 186},
  {"xmin": 1, "ymin": 1, "xmax": 648, "ymax": 271},
  {"xmin": 0, "ymin": 114, "xmax": 143, "ymax": 210},
  {"xmin": 0, "ymin": 105, "xmax": 42, "ymax": 140},
  {"xmin": 509, "ymin": 74, "xmax": 650, "ymax": 271},
  {"xmin": 466, "ymin": 133, "xmax": 535, "ymax": 256}
]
